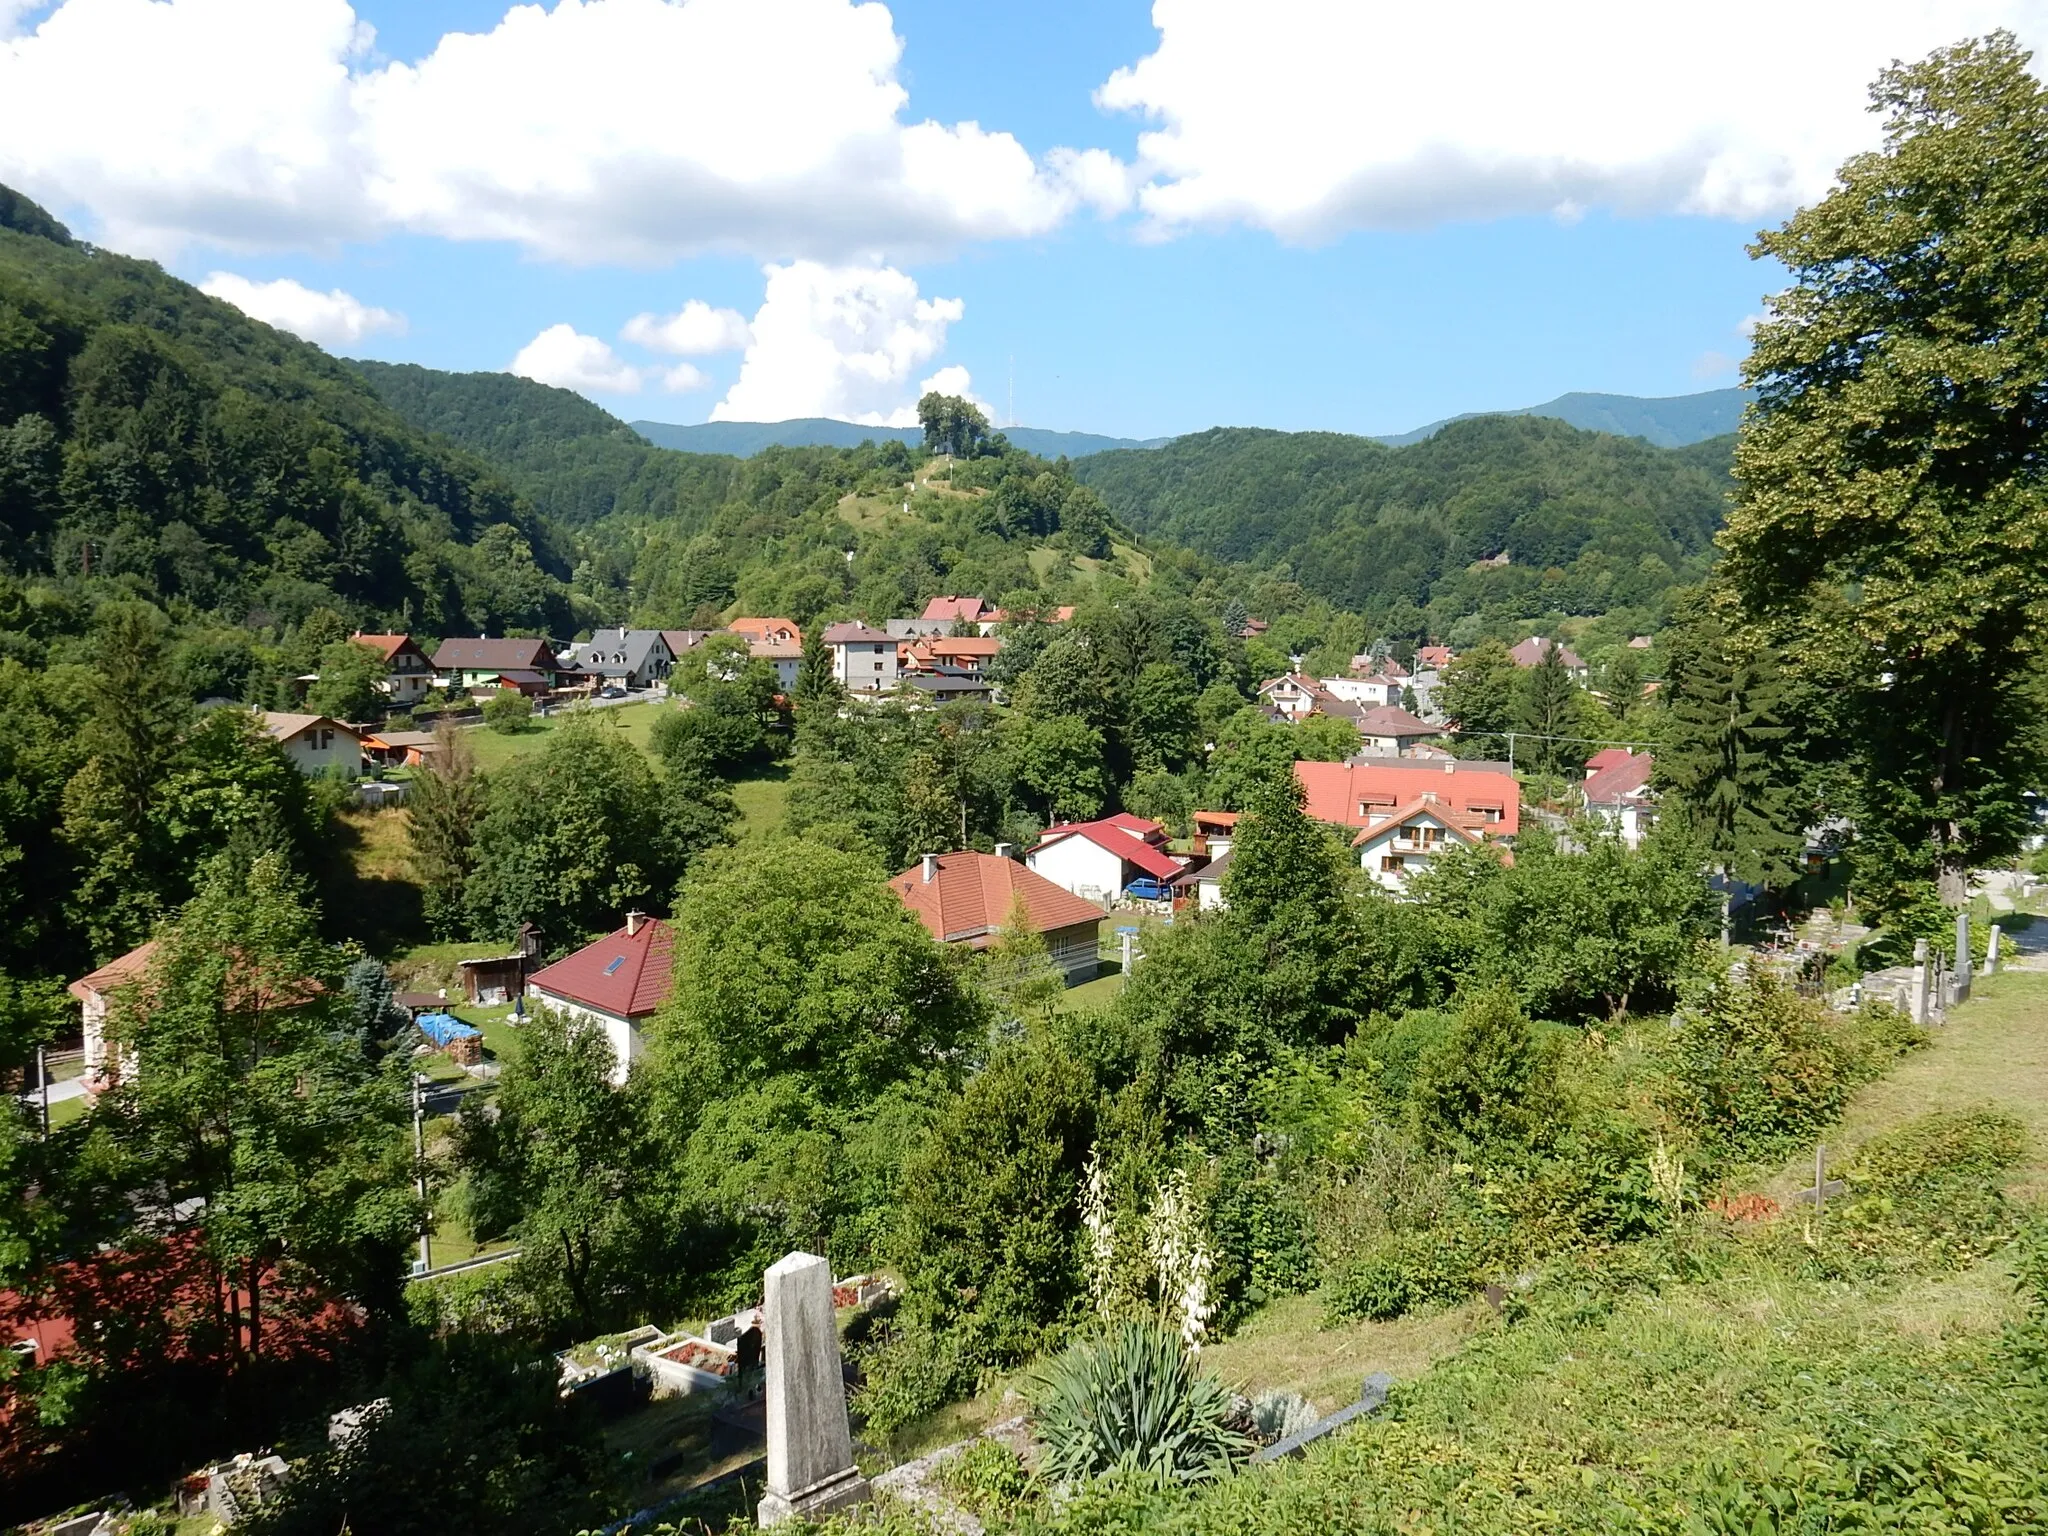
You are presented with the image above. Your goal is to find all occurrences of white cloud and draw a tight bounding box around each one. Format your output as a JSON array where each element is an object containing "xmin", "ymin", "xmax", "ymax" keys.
[
  {"xmin": 622, "ymin": 300, "xmax": 753, "ymax": 355},
  {"xmin": 0, "ymin": 0, "xmax": 1114, "ymax": 262},
  {"xmin": 661, "ymin": 362, "xmax": 712, "ymax": 391},
  {"xmin": 711, "ymin": 261, "xmax": 969, "ymax": 424},
  {"xmin": 200, "ymin": 271, "xmax": 404, "ymax": 347},
  {"xmin": 509, "ymin": 324, "xmax": 642, "ymax": 394},
  {"xmin": 1098, "ymin": 0, "xmax": 2048, "ymax": 240}
]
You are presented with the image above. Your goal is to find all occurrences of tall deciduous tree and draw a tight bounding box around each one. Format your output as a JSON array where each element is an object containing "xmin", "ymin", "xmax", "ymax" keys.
[
  {"xmin": 1723, "ymin": 33, "xmax": 2048, "ymax": 902},
  {"xmin": 1437, "ymin": 639, "xmax": 1518, "ymax": 760},
  {"xmin": 305, "ymin": 639, "xmax": 386, "ymax": 723},
  {"xmin": 406, "ymin": 723, "xmax": 482, "ymax": 939}
]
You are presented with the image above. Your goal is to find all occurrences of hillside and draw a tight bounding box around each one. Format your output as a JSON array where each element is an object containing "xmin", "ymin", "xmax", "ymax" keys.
[
  {"xmin": 1073, "ymin": 414, "xmax": 1733, "ymax": 620},
  {"xmin": 630, "ymin": 416, "xmax": 1170, "ymax": 458},
  {"xmin": 0, "ymin": 186, "xmax": 572, "ymax": 635},
  {"xmin": 1378, "ymin": 385, "xmax": 1751, "ymax": 448}
]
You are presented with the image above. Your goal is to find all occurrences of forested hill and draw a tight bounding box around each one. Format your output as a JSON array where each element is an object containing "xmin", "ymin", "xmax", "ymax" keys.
[
  {"xmin": 1073, "ymin": 416, "xmax": 1735, "ymax": 623},
  {"xmin": 348, "ymin": 360, "xmax": 741, "ymax": 529},
  {"xmin": 0, "ymin": 186, "xmax": 576, "ymax": 636}
]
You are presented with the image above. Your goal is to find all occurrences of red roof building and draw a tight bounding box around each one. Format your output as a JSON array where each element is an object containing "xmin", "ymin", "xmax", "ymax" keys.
[
  {"xmin": 1026, "ymin": 817, "xmax": 1190, "ymax": 903},
  {"xmin": 1581, "ymin": 750, "xmax": 1658, "ymax": 848},
  {"xmin": 1508, "ymin": 636, "xmax": 1587, "ymax": 672},
  {"xmin": 921, "ymin": 595, "xmax": 994, "ymax": 625},
  {"xmin": 523, "ymin": 915, "xmax": 675, "ymax": 1083},
  {"xmin": 1416, "ymin": 645, "xmax": 1455, "ymax": 670},
  {"xmin": 1296, "ymin": 758, "xmax": 1521, "ymax": 840},
  {"xmin": 890, "ymin": 852, "xmax": 1104, "ymax": 981}
]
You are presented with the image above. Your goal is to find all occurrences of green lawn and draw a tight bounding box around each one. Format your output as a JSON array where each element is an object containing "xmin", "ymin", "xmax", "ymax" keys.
[
  {"xmin": 465, "ymin": 698, "xmax": 672, "ymax": 771},
  {"xmin": 730, "ymin": 765, "xmax": 791, "ymax": 838}
]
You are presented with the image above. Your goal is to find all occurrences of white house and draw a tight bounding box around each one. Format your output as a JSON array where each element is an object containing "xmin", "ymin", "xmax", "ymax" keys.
[
  {"xmin": 748, "ymin": 639, "xmax": 802, "ymax": 689},
  {"xmin": 1582, "ymin": 749, "xmax": 1657, "ymax": 849},
  {"xmin": 821, "ymin": 621, "xmax": 899, "ymax": 694},
  {"xmin": 1322, "ymin": 675, "xmax": 1403, "ymax": 708},
  {"xmin": 1351, "ymin": 796, "xmax": 1489, "ymax": 891},
  {"xmin": 1171, "ymin": 849, "xmax": 1232, "ymax": 911},
  {"xmin": 1026, "ymin": 814, "xmax": 1187, "ymax": 904},
  {"xmin": 1353, "ymin": 705, "xmax": 1440, "ymax": 757},
  {"xmin": 572, "ymin": 629, "xmax": 675, "ymax": 690},
  {"xmin": 1257, "ymin": 674, "xmax": 1327, "ymax": 719},
  {"xmin": 262, "ymin": 712, "xmax": 363, "ymax": 777},
  {"xmin": 523, "ymin": 913, "xmax": 675, "ymax": 1086},
  {"xmin": 352, "ymin": 633, "xmax": 436, "ymax": 705}
]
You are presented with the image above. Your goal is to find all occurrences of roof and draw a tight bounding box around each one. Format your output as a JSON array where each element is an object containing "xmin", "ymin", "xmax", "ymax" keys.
[
  {"xmin": 1193, "ymin": 809, "xmax": 1239, "ymax": 830},
  {"xmin": 261, "ymin": 711, "xmax": 360, "ymax": 744},
  {"xmin": 351, "ymin": 633, "xmax": 422, "ymax": 663},
  {"xmin": 727, "ymin": 616, "xmax": 800, "ymax": 643},
  {"xmin": 1031, "ymin": 819, "xmax": 1184, "ymax": 882},
  {"xmin": 822, "ymin": 622, "xmax": 893, "ymax": 644},
  {"xmin": 1583, "ymin": 750, "xmax": 1656, "ymax": 805},
  {"xmin": 573, "ymin": 628, "xmax": 669, "ymax": 673},
  {"xmin": 526, "ymin": 918, "xmax": 676, "ymax": 1020},
  {"xmin": 1584, "ymin": 748, "xmax": 1634, "ymax": 772},
  {"xmin": 1509, "ymin": 637, "xmax": 1586, "ymax": 670},
  {"xmin": 367, "ymin": 730, "xmax": 439, "ymax": 750},
  {"xmin": 915, "ymin": 636, "xmax": 1002, "ymax": 658},
  {"xmin": 663, "ymin": 629, "xmax": 714, "ymax": 655},
  {"xmin": 1172, "ymin": 849, "xmax": 1231, "ymax": 888},
  {"xmin": 903, "ymin": 674, "xmax": 992, "ymax": 696},
  {"xmin": 920, "ymin": 595, "xmax": 991, "ymax": 623},
  {"xmin": 1353, "ymin": 705, "xmax": 1438, "ymax": 738},
  {"xmin": 748, "ymin": 638, "xmax": 803, "ymax": 660},
  {"xmin": 1098, "ymin": 812, "xmax": 1166, "ymax": 842},
  {"xmin": 68, "ymin": 940, "xmax": 160, "ymax": 1002},
  {"xmin": 1295, "ymin": 758, "xmax": 1521, "ymax": 838},
  {"xmin": 1258, "ymin": 672, "xmax": 1321, "ymax": 694},
  {"xmin": 890, "ymin": 853, "xmax": 1104, "ymax": 947},
  {"xmin": 490, "ymin": 669, "xmax": 552, "ymax": 687},
  {"xmin": 1417, "ymin": 646, "xmax": 1455, "ymax": 668},
  {"xmin": 433, "ymin": 637, "xmax": 561, "ymax": 672},
  {"xmin": 1351, "ymin": 798, "xmax": 1487, "ymax": 848}
]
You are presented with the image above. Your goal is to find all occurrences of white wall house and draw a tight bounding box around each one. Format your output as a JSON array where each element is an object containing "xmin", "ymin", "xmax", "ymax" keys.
[
  {"xmin": 1257, "ymin": 675, "xmax": 1322, "ymax": 718},
  {"xmin": 1322, "ymin": 676, "xmax": 1402, "ymax": 707},
  {"xmin": 262, "ymin": 713, "xmax": 363, "ymax": 777},
  {"xmin": 1027, "ymin": 835, "xmax": 1125, "ymax": 906},
  {"xmin": 522, "ymin": 915, "xmax": 674, "ymax": 1087},
  {"xmin": 1352, "ymin": 799, "xmax": 1484, "ymax": 892},
  {"xmin": 822, "ymin": 622, "xmax": 899, "ymax": 694}
]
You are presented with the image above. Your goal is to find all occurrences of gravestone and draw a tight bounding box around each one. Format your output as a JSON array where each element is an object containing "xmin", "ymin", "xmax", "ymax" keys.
[
  {"xmin": 757, "ymin": 1252, "xmax": 869, "ymax": 1528},
  {"xmin": 1954, "ymin": 911, "xmax": 1972, "ymax": 1004},
  {"xmin": 1911, "ymin": 939, "xmax": 1931, "ymax": 1025},
  {"xmin": 1988, "ymin": 924, "xmax": 2003, "ymax": 976}
]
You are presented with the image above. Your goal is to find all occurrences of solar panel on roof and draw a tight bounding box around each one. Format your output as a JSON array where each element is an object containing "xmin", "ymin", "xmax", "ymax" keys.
[{"xmin": 603, "ymin": 955, "xmax": 627, "ymax": 975}]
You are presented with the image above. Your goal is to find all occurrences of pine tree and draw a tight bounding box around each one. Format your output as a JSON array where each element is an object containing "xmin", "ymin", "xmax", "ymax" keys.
[
  {"xmin": 1657, "ymin": 603, "xmax": 1803, "ymax": 889},
  {"xmin": 794, "ymin": 626, "xmax": 841, "ymax": 711},
  {"xmin": 1221, "ymin": 598, "xmax": 1250, "ymax": 639},
  {"xmin": 407, "ymin": 723, "xmax": 482, "ymax": 938},
  {"xmin": 1514, "ymin": 643, "xmax": 1579, "ymax": 774}
]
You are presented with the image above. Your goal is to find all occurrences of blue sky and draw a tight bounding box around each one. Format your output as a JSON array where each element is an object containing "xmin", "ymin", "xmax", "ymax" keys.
[{"xmin": 4, "ymin": 0, "xmax": 2042, "ymax": 439}]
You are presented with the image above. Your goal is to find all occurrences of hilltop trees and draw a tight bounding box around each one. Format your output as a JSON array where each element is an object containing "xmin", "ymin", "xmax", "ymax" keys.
[
  {"xmin": 917, "ymin": 391, "xmax": 994, "ymax": 459},
  {"xmin": 1723, "ymin": 32, "xmax": 2048, "ymax": 903}
]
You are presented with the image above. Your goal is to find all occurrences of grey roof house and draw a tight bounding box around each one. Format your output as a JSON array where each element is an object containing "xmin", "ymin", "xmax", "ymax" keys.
[{"xmin": 573, "ymin": 629, "xmax": 676, "ymax": 689}]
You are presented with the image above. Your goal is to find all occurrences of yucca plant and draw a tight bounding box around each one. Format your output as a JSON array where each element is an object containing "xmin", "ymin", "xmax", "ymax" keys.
[{"xmin": 1030, "ymin": 1320, "xmax": 1251, "ymax": 1487}]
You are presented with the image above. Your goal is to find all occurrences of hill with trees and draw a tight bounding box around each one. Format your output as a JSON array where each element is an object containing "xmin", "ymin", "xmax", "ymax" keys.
[{"xmin": 1073, "ymin": 416, "xmax": 1735, "ymax": 634}]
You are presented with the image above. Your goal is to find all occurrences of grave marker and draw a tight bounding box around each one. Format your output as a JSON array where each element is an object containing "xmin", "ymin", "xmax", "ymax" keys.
[{"xmin": 757, "ymin": 1252, "xmax": 869, "ymax": 1528}]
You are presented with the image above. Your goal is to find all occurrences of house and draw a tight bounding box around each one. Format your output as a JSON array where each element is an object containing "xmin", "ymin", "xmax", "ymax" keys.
[
  {"xmin": 262, "ymin": 712, "xmax": 363, "ymax": 777},
  {"xmin": 1582, "ymin": 749, "xmax": 1657, "ymax": 849},
  {"xmin": 1350, "ymin": 796, "xmax": 1492, "ymax": 891},
  {"xmin": 920, "ymin": 595, "xmax": 993, "ymax": 627},
  {"xmin": 1257, "ymin": 674, "xmax": 1325, "ymax": 719},
  {"xmin": 885, "ymin": 618, "xmax": 952, "ymax": 640},
  {"xmin": 362, "ymin": 729, "xmax": 439, "ymax": 768},
  {"xmin": 662, "ymin": 629, "xmax": 715, "ymax": 661},
  {"xmin": 726, "ymin": 616, "xmax": 801, "ymax": 647},
  {"xmin": 980, "ymin": 604, "xmax": 1074, "ymax": 634},
  {"xmin": 747, "ymin": 638, "xmax": 802, "ymax": 688},
  {"xmin": 68, "ymin": 940, "xmax": 157, "ymax": 1089},
  {"xmin": 1192, "ymin": 810, "xmax": 1238, "ymax": 858},
  {"xmin": 1322, "ymin": 674, "xmax": 1404, "ymax": 708},
  {"xmin": 1171, "ymin": 849, "xmax": 1232, "ymax": 912},
  {"xmin": 433, "ymin": 637, "xmax": 582, "ymax": 691},
  {"xmin": 1353, "ymin": 704, "xmax": 1440, "ymax": 757},
  {"xmin": 889, "ymin": 849, "xmax": 1104, "ymax": 983},
  {"xmin": 901, "ymin": 668, "xmax": 994, "ymax": 704},
  {"xmin": 523, "ymin": 913, "xmax": 674, "ymax": 1085},
  {"xmin": 1297, "ymin": 756, "xmax": 1521, "ymax": 844},
  {"xmin": 1627, "ymin": 635, "xmax": 1654, "ymax": 651},
  {"xmin": 571, "ymin": 628, "xmax": 675, "ymax": 690},
  {"xmin": 1417, "ymin": 645, "xmax": 1455, "ymax": 670},
  {"xmin": 1026, "ymin": 814, "xmax": 1190, "ymax": 905},
  {"xmin": 351, "ymin": 633, "xmax": 436, "ymax": 705},
  {"xmin": 821, "ymin": 621, "xmax": 899, "ymax": 694},
  {"xmin": 1508, "ymin": 637, "xmax": 1588, "ymax": 676},
  {"xmin": 902, "ymin": 635, "xmax": 1002, "ymax": 673},
  {"xmin": 475, "ymin": 669, "xmax": 554, "ymax": 698}
]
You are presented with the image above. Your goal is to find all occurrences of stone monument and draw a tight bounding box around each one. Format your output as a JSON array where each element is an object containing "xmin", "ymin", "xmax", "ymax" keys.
[{"xmin": 757, "ymin": 1251, "xmax": 870, "ymax": 1527}]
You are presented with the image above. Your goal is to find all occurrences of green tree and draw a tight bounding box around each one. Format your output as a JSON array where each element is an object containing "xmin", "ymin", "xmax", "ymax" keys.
[
  {"xmin": 1436, "ymin": 639, "xmax": 1519, "ymax": 759},
  {"xmin": 1007, "ymin": 713, "xmax": 1110, "ymax": 823},
  {"xmin": 306, "ymin": 638, "xmax": 386, "ymax": 722},
  {"xmin": 90, "ymin": 853, "xmax": 417, "ymax": 1364},
  {"xmin": 794, "ymin": 624, "xmax": 841, "ymax": 711},
  {"xmin": 1723, "ymin": 33, "xmax": 2048, "ymax": 902},
  {"xmin": 1515, "ymin": 642, "xmax": 1580, "ymax": 774},
  {"xmin": 916, "ymin": 391, "xmax": 992, "ymax": 458},
  {"xmin": 481, "ymin": 690, "xmax": 533, "ymax": 733},
  {"xmin": 456, "ymin": 1004, "xmax": 639, "ymax": 1331},
  {"xmin": 1204, "ymin": 708, "xmax": 1294, "ymax": 811},
  {"xmin": 406, "ymin": 723, "xmax": 482, "ymax": 939},
  {"xmin": 980, "ymin": 894, "xmax": 1068, "ymax": 1038},
  {"xmin": 1126, "ymin": 662, "xmax": 1201, "ymax": 773},
  {"xmin": 1410, "ymin": 986, "xmax": 1558, "ymax": 1152},
  {"xmin": 466, "ymin": 717, "xmax": 681, "ymax": 944}
]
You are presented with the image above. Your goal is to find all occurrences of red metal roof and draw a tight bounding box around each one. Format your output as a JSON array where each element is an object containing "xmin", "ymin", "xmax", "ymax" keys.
[
  {"xmin": 526, "ymin": 918, "xmax": 675, "ymax": 1020},
  {"xmin": 1585, "ymin": 748, "xmax": 1634, "ymax": 772},
  {"xmin": 1296, "ymin": 759, "xmax": 1521, "ymax": 838},
  {"xmin": 920, "ymin": 595, "xmax": 992, "ymax": 623},
  {"xmin": 1583, "ymin": 751, "xmax": 1656, "ymax": 805},
  {"xmin": 890, "ymin": 853, "xmax": 1103, "ymax": 947},
  {"xmin": 1032, "ymin": 820, "xmax": 1185, "ymax": 881}
]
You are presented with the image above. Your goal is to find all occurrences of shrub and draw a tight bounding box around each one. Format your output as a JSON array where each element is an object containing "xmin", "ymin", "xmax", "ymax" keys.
[
  {"xmin": 1324, "ymin": 1228, "xmax": 1481, "ymax": 1323},
  {"xmin": 935, "ymin": 1436, "xmax": 1033, "ymax": 1517},
  {"xmin": 850, "ymin": 1318, "xmax": 976, "ymax": 1438},
  {"xmin": 1247, "ymin": 1390, "xmax": 1320, "ymax": 1442},
  {"xmin": 481, "ymin": 690, "xmax": 533, "ymax": 733},
  {"xmin": 1031, "ymin": 1321, "xmax": 1251, "ymax": 1487},
  {"xmin": 1409, "ymin": 986, "xmax": 1560, "ymax": 1152}
]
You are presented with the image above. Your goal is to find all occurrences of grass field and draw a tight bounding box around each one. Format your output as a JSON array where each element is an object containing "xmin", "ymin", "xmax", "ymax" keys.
[{"xmin": 465, "ymin": 698, "xmax": 671, "ymax": 771}]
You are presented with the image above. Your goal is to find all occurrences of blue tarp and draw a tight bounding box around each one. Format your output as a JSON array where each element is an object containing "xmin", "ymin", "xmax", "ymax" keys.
[{"xmin": 417, "ymin": 1012, "xmax": 481, "ymax": 1046}]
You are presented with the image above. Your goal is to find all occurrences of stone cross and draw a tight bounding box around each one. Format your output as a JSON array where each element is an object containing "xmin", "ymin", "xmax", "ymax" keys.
[{"xmin": 757, "ymin": 1252, "xmax": 870, "ymax": 1528}]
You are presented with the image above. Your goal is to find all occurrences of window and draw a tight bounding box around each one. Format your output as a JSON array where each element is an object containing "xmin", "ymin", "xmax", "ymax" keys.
[
  {"xmin": 1380, "ymin": 854, "xmax": 1406, "ymax": 872},
  {"xmin": 602, "ymin": 955, "xmax": 627, "ymax": 976},
  {"xmin": 1469, "ymin": 803, "xmax": 1503, "ymax": 822}
]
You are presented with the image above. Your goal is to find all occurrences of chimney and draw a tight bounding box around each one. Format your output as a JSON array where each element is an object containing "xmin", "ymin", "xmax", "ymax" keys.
[
  {"xmin": 625, "ymin": 910, "xmax": 645, "ymax": 938},
  {"xmin": 921, "ymin": 853, "xmax": 940, "ymax": 883},
  {"xmin": 1443, "ymin": 760, "xmax": 1455, "ymax": 773},
  {"xmin": 995, "ymin": 841, "xmax": 1015, "ymax": 860}
]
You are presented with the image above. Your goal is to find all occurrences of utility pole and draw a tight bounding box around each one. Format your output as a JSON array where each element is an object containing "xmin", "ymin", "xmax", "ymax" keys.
[
  {"xmin": 36, "ymin": 1044, "xmax": 48, "ymax": 1138},
  {"xmin": 1506, "ymin": 731, "xmax": 1516, "ymax": 772},
  {"xmin": 412, "ymin": 1073, "xmax": 431, "ymax": 1273}
]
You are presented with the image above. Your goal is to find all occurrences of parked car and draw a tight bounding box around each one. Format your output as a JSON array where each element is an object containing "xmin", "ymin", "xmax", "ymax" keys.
[{"xmin": 599, "ymin": 685, "xmax": 627, "ymax": 699}]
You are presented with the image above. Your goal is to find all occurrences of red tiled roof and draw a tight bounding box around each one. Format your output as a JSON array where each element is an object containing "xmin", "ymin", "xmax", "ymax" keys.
[
  {"xmin": 68, "ymin": 941, "xmax": 159, "ymax": 1002},
  {"xmin": 352, "ymin": 633, "xmax": 419, "ymax": 663},
  {"xmin": 1032, "ymin": 820, "xmax": 1185, "ymax": 881},
  {"xmin": 921, "ymin": 595, "xmax": 991, "ymax": 623},
  {"xmin": 1417, "ymin": 646, "xmax": 1455, "ymax": 669},
  {"xmin": 526, "ymin": 918, "xmax": 675, "ymax": 1020},
  {"xmin": 919, "ymin": 636, "xmax": 1001, "ymax": 657},
  {"xmin": 1354, "ymin": 705, "xmax": 1436, "ymax": 737},
  {"xmin": 1296, "ymin": 759, "xmax": 1521, "ymax": 838},
  {"xmin": 1350, "ymin": 796, "xmax": 1488, "ymax": 847},
  {"xmin": 1585, "ymin": 748, "xmax": 1634, "ymax": 772},
  {"xmin": 822, "ymin": 622, "xmax": 892, "ymax": 644},
  {"xmin": 1509, "ymin": 637, "xmax": 1586, "ymax": 670},
  {"xmin": 1583, "ymin": 751, "xmax": 1656, "ymax": 805},
  {"xmin": 432, "ymin": 637, "xmax": 560, "ymax": 672},
  {"xmin": 728, "ymin": 617, "xmax": 801, "ymax": 644},
  {"xmin": 890, "ymin": 853, "xmax": 1103, "ymax": 947}
]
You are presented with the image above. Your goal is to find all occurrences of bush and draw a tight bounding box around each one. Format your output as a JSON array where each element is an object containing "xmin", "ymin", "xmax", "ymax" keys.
[
  {"xmin": 936, "ymin": 1436, "xmax": 1034, "ymax": 1517},
  {"xmin": 851, "ymin": 1318, "xmax": 976, "ymax": 1438},
  {"xmin": 1409, "ymin": 986, "xmax": 1559, "ymax": 1152},
  {"xmin": 482, "ymin": 690, "xmax": 533, "ymax": 733},
  {"xmin": 1031, "ymin": 1321, "xmax": 1251, "ymax": 1487}
]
